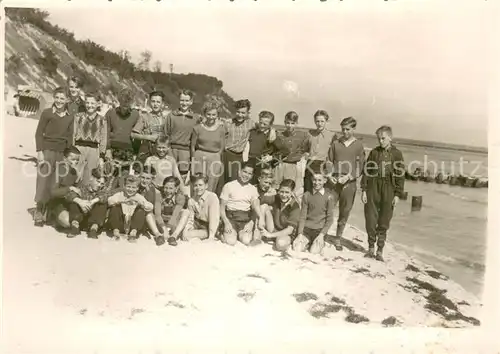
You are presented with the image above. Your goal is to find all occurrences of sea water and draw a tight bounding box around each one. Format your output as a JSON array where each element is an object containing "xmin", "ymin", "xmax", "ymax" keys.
[{"xmin": 346, "ymin": 141, "xmax": 488, "ymax": 297}]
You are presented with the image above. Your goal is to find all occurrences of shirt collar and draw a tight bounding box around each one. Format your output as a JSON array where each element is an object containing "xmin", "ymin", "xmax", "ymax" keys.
[
  {"xmin": 52, "ymin": 105, "xmax": 68, "ymax": 116},
  {"xmin": 197, "ymin": 191, "xmax": 208, "ymax": 202},
  {"xmin": 340, "ymin": 136, "xmax": 357, "ymax": 147},
  {"xmin": 173, "ymin": 109, "xmax": 194, "ymax": 117},
  {"xmin": 232, "ymin": 117, "xmax": 249, "ymax": 126},
  {"xmin": 313, "ymin": 188, "xmax": 325, "ymax": 195}
]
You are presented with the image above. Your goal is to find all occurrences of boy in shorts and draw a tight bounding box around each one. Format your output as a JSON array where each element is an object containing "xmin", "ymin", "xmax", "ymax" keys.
[
  {"xmin": 220, "ymin": 163, "xmax": 265, "ymax": 246},
  {"xmin": 295, "ymin": 173, "xmax": 335, "ymax": 254}
]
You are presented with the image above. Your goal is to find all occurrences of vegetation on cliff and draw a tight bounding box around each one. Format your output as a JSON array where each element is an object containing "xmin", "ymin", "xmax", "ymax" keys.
[{"xmin": 4, "ymin": 8, "xmax": 235, "ymax": 116}]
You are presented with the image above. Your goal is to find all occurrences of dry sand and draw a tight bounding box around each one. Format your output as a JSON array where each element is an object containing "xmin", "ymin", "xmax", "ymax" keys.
[{"xmin": 1, "ymin": 114, "xmax": 486, "ymax": 353}]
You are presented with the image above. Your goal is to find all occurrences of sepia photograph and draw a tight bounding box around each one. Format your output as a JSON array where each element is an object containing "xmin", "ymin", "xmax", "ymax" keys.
[{"xmin": 1, "ymin": 0, "xmax": 498, "ymax": 352}]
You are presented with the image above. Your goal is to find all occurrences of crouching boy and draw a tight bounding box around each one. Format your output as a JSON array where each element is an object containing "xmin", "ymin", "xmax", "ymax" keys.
[
  {"xmin": 260, "ymin": 179, "xmax": 301, "ymax": 251},
  {"xmin": 361, "ymin": 125, "xmax": 405, "ymax": 262},
  {"xmin": 220, "ymin": 163, "xmax": 265, "ymax": 246},
  {"xmin": 65, "ymin": 168, "xmax": 115, "ymax": 239},
  {"xmin": 294, "ymin": 173, "xmax": 335, "ymax": 254},
  {"xmin": 108, "ymin": 175, "xmax": 153, "ymax": 241},
  {"xmin": 156, "ymin": 176, "xmax": 190, "ymax": 246}
]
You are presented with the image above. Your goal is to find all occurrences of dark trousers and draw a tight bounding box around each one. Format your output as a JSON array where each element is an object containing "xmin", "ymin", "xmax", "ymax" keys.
[
  {"xmin": 223, "ymin": 150, "xmax": 243, "ymax": 183},
  {"xmin": 68, "ymin": 202, "xmax": 108, "ymax": 229},
  {"xmin": 303, "ymin": 160, "xmax": 328, "ymax": 194},
  {"xmin": 364, "ymin": 178, "xmax": 395, "ymax": 249},
  {"xmin": 108, "ymin": 205, "xmax": 146, "ymax": 233},
  {"xmin": 331, "ymin": 181, "xmax": 357, "ymax": 237}
]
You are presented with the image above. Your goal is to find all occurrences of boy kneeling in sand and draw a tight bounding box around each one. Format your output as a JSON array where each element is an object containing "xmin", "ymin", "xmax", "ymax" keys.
[
  {"xmin": 294, "ymin": 173, "xmax": 335, "ymax": 253},
  {"xmin": 220, "ymin": 163, "xmax": 265, "ymax": 246},
  {"xmin": 183, "ymin": 174, "xmax": 220, "ymax": 241},
  {"xmin": 259, "ymin": 179, "xmax": 301, "ymax": 251},
  {"xmin": 108, "ymin": 175, "xmax": 153, "ymax": 241}
]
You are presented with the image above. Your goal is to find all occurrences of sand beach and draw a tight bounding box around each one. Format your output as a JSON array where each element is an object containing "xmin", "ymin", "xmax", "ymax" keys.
[{"xmin": 1, "ymin": 114, "xmax": 487, "ymax": 353}]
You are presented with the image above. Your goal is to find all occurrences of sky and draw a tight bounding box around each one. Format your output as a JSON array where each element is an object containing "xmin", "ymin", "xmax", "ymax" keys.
[{"xmin": 43, "ymin": 1, "xmax": 497, "ymax": 147}]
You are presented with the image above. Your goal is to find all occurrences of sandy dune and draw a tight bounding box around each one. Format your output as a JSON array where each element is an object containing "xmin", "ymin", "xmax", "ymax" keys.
[{"xmin": 1, "ymin": 114, "xmax": 485, "ymax": 353}]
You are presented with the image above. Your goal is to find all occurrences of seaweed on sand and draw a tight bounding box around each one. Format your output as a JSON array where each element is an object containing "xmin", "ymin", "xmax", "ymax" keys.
[
  {"xmin": 345, "ymin": 312, "xmax": 370, "ymax": 324},
  {"xmin": 351, "ymin": 267, "xmax": 370, "ymax": 275},
  {"xmin": 405, "ymin": 264, "xmax": 421, "ymax": 272},
  {"xmin": 293, "ymin": 292, "xmax": 318, "ymax": 303},
  {"xmin": 165, "ymin": 301, "xmax": 185, "ymax": 309},
  {"xmin": 309, "ymin": 303, "xmax": 343, "ymax": 318},
  {"xmin": 301, "ymin": 258, "xmax": 319, "ymax": 265},
  {"xmin": 381, "ymin": 316, "xmax": 399, "ymax": 327},
  {"xmin": 129, "ymin": 308, "xmax": 145, "ymax": 318},
  {"xmin": 237, "ymin": 291, "xmax": 255, "ymax": 302},
  {"xmin": 245, "ymin": 274, "xmax": 270, "ymax": 283},
  {"xmin": 426, "ymin": 270, "xmax": 449, "ymax": 280},
  {"xmin": 407, "ymin": 277, "xmax": 480, "ymax": 326},
  {"xmin": 330, "ymin": 296, "xmax": 346, "ymax": 305}
]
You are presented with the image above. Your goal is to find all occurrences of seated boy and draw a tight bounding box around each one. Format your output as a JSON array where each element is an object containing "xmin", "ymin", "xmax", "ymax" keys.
[
  {"xmin": 260, "ymin": 179, "xmax": 301, "ymax": 251},
  {"xmin": 294, "ymin": 173, "xmax": 335, "ymax": 254},
  {"xmin": 65, "ymin": 168, "xmax": 114, "ymax": 239},
  {"xmin": 107, "ymin": 175, "xmax": 154, "ymax": 241},
  {"xmin": 144, "ymin": 136, "xmax": 185, "ymax": 190},
  {"xmin": 156, "ymin": 176, "xmax": 190, "ymax": 246},
  {"xmin": 134, "ymin": 164, "xmax": 169, "ymax": 245},
  {"xmin": 220, "ymin": 163, "xmax": 265, "ymax": 246},
  {"xmin": 253, "ymin": 169, "xmax": 276, "ymax": 241},
  {"xmin": 183, "ymin": 173, "xmax": 220, "ymax": 241},
  {"xmin": 48, "ymin": 146, "xmax": 82, "ymax": 232}
]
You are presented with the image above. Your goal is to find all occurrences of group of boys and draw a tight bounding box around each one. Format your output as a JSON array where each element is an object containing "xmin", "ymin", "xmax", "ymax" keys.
[{"xmin": 31, "ymin": 77, "xmax": 405, "ymax": 261}]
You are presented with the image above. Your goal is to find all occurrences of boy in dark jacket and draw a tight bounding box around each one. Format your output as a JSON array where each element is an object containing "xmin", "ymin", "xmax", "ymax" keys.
[{"xmin": 361, "ymin": 125, "xmax": 405, "ymax": 262}]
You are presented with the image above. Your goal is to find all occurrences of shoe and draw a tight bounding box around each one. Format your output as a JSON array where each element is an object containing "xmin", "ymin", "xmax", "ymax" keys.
[
  {"xmin": 249, "ymin": 239, "xmax": 263, "ymax": 247},
  {"xmin": 375, "ymin": 250, "xmax": 385, "ymax": 262},
  {"xmin": 127, "ymin": 235, "xmax": 139, "ymax": 243},
  {"xmin": 87, "ymin": 229, "xmax": 99, "ymax": 239},
  {"xmin": 155, "ymin": 236, "xmax": 166, "ymax": 246},
  {"xmin": 167, "ymin": 237, "xmax": 178, "ymax": 246},
  {"xmin": 364, "ymin": 247, "xmax": 375, "ymax": 258},
  {"xmin": 333, "ymin": 236, "xmax": 343, "ymax": 251},
  {"xmin": 67, "ymin": 225, "xmax": 80, "ymax": 238},
  {"xmin": 33, "ymin": 209, "xmax": 45, "ymax": 227}
]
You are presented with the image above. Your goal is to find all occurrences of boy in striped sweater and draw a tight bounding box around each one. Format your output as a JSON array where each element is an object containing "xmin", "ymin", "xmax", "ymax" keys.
[{"xmin": 73, "ymin": 92, "xmax": 107, "ymax": 185}]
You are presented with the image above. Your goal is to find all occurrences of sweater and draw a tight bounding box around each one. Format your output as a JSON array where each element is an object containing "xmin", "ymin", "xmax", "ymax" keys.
[
  {"xmin": 327, "ymin": 138, "xmax": 365, "ymax": 178},
  {"xmin": 248, "ymin": 128, "xmax": 277, "ymax": 159},
  {"xmin": 275, "ymin": 130, "xmax": 310, "ymax": 163},
  {"xmin": 297, "ymin": 189, "xmax": 335, "ymax": 234},
  {"xmin": 35, "ymin": 107, "xmax": 74, "ymax": 152},
  {"xmin": 50, "ymin": 161, "xmax": 79, "ymax": 200},
  {"xmin": 191, "ymin": 123, "xmax": 225, "ymax": 153},
  {"xmin": 73, "ymin": 112, "xmax": 107, "ymax": 155},
  {"xmin": 105, "ymin": 108, "xmax": 140, "ymax": 150},
  {"xmin": 165, "ymin": 109, "xmax": 201, "ymax": 150}
]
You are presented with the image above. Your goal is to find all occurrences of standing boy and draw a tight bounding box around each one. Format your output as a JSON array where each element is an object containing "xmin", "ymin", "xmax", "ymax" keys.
[
  {"xmin": 164, "ymin": 89, "xmax": 201, "ymax": 181},
  {"xmin": 132, "ymin": 90, "xmax": 168, "ymax": 163},
  {"xmin": 274, "ymin": 111, "xmax": 309, "ymax": 194},
  {"xmin": 73, "ymin": 91, "xmax": 107, "ymax": 185},
  {"xmin": 220, "ymin": 163, "xmax": 265, "ymax": 246},
  {"xmin": 34, "ymin": 87, "xmax": 75, "ymax": 226},
  {"xmin": 304, "ymin": 110, "xmax": 337, "ymax": 194},
  {"xmin": 361, "ymin": 125, "xmax": 405, "ymax": 262},
  {"xmin": 223, "ymin": 99, "xmax": 255, "ymax": 183},
  {"xmin": 327, "ymin": 116, "xmax": 365, "ymax": 251},
  {"xmin": 67, "ymin": 76, "xmax": 85, "ymax": 116},
  {"xmin": 295, "ymin": 173, "xmax": 335, "ymax": 254},
  {"xmin": 104, "ymin": 88, "xmax": 141, "ymax": 187},
  {"xmin": 247, "ymin": 111, "xmax": 282, "ymax": 183}
]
